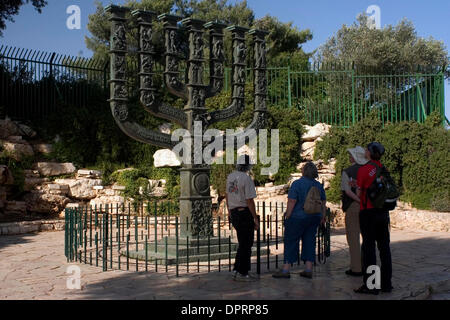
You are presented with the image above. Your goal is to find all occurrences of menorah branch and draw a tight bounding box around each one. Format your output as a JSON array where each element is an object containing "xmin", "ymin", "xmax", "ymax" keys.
[
  {"xmin": 160, "ymin": 14, "xmax": 188, "ymax": 100},
  {"xmin": 133, "ymin": 10, "xmax": 187, "ymax": 128}
]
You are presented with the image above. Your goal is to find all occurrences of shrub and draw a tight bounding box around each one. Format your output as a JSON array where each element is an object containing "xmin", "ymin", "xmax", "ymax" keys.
[{"xmin": 314, "ymin": 111, "xmax": 450, "ymax": 211}]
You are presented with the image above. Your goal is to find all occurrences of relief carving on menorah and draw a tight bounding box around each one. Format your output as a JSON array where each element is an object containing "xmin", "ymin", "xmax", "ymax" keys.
[{"xmin": 106, "ymin": 5, "xmax": 268, "ymax": 238}]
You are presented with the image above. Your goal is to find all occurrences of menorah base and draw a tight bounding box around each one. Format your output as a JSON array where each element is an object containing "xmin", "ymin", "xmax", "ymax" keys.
[{"xmin": 122, "ymin": 236, "xmax": 269, "ymax": 265}]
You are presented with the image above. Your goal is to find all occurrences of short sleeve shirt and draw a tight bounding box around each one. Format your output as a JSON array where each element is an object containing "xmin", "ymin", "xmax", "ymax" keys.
[
  {"xmin": 357, "ymin": 160, "xmax": 382, "ymax": 210},
  {"xmin": 288, "ymin": 177, "xmax": 326, "ymax": 218},
  {"xmin": 226, "ymin": 171, "xmax": 257, "ymax": 210}
]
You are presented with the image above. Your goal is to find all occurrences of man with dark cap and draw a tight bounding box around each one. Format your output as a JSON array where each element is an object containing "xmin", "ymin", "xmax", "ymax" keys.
[
  {"xmin": 226, "ymin": 155, "xmax": 259, "ymax": 282},
  {"xmin": 354, "ymin": 142, "xmax": 393, "ymax": 295}
]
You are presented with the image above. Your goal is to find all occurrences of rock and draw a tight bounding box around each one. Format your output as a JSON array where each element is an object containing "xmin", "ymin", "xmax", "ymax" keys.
[
  {"xmin": 1, "ymin": 140, "xmax": 34, "ymax": 160},
  {"xmin": 24, "ymin": 177, "xmax": 49, "ymax": 191},
  {"xmin": 60, "ymin": 203, "xmax": 83, "ymax": 218},
  {"xmin": 76, "ymin": 169, "xmax": 102, "ymax": 179},
  {"xmin": 32, "ymin": 143, "xmax": 53, "ymax": 154},
  {"xmin": 35, "ymin": 162, "xmax": 76, "ymax": 177},
  {"xmin": 6, "ymin": 136, "xmax": 24, "ymax": 143},
  {"xmin": 297, "ymin": 159, "xmax": 336, "ymax": 174},
  {"xmin": 23, "ymin": 191, "xmax": 70, "ymax": 215},
  {"xmin": 0, "ymin": 118, "xmax": 21, "ymax": 139},
  {"xmin": 159, "ymin": 123, "xmax": 173, "ymax": 135},
  {"xmin": 90, "ymin": 195, "xmax": 125, "ymax": 208},
  {"xmin": 288, "ymin": 173, "xmax": 303, "ymax": 186},
  {"xmin": 302, "ymin": 123, "xmax": 331, "ymax": 142},
  {"xmin": 237, "ymin": 145, "xmax": 257, "ymax": 163},
  {"xmin": 5, "ymin": 201, "xmax": 27, "ymax": 214},
  {"xmin": 0, "ymin": 186, "xmax": 7, "ymax": 201},
  {"xmin": 256, "ymin": 184, "xmax": 289, "ymax": 199},
  {"xmin": 318, "ymin": 173, "xmax": 334, "ymax": 190},
  {"xmin": 17, "ymin": 123, "xmax": 37, "ymax": 138},
  {"xmin": 0, "ymin": 165, "xmax": 14, "ymax": 185},
  {"xmin": 150, "ymin": 187, "xmax": 168, "ymax": 198},
  {"xmin": 153, "ymin": 149, "xmax": 181, "ymax": 167},
  {"xmin": 112, "ymin": 184, "xmax": 126, "ymax": 191},
  {"xmin": 301, "ymin": 141, "xmax": 316, "ymax": 160},
  {"xmin": 54, "ymin": 178, "xmax": 102, "ymax": 200}
]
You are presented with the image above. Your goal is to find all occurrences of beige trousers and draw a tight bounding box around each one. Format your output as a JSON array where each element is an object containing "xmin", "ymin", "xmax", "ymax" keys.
[{"xmin": 345, "ymin": 201, "xmax": 362, "ymax": 273}]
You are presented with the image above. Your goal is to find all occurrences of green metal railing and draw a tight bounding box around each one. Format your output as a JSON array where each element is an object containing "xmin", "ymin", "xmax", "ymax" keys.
[
  {"xmin": 64, "ymin": 200, "xmax": 331, "ymax": 276},
  {"xmin": 1, "ymin": 45, "xmax": 445, "ymax": 126}
]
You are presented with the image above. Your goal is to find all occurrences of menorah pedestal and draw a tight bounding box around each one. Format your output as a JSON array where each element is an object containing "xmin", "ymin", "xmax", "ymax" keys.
[{"xmin": 124, "ymin": 236, "xmax": 268, "ymax": 265}]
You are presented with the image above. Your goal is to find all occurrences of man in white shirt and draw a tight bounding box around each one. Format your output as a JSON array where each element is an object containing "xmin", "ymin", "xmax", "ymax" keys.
[{"xmin": 226, "ymin": 155, "xmax": 259, "ymax": 282}]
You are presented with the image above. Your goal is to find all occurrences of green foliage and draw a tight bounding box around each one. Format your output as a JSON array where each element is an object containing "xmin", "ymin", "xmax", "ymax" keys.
[
  {"xmin": 317, "ymin": 14, "xmax": 449, "ymax": 76},
  {"xmin": 314, "ymin": 111, "xmax": 450, "ymax": 211},
  {"xmin": 109, "ymin": 167, "xmax": 180, "ymax": 203},
  {"xmin": 0, "ymin": 151, "xmax": 34, "ymax": 197}
]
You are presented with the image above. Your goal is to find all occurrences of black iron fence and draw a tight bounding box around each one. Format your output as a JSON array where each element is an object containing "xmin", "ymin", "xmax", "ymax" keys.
[
  {"xmin": 64, "ymin": 200, "xmax": 331, "ymax": 276},
  {"xmin": 2, "ymin": 45, "xmax": 445, "ymax": 126},
  {"xmin": 0, "ymin": 45, "xmax": 108, "ymax": 120}
]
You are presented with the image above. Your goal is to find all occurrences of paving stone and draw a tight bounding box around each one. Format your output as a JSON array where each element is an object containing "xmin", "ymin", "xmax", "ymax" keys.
[{"xmin": 0, "ymin": 229, "xmax": 449, "ymax": 300}]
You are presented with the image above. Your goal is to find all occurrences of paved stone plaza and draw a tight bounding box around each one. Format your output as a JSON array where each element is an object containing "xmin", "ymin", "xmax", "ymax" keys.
[{"xmin": 0, "ymin": 228, "xmax": 449, "ymax": 300}]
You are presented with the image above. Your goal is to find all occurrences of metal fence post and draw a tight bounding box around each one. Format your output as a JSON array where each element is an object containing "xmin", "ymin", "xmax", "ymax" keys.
[
  {"xmin": 256, "ymin": 215, "xmax": 261, "ymax": 275},
  {"xmin": 287, "ymin": 64, "xmax": 292, "ymax": 108}
]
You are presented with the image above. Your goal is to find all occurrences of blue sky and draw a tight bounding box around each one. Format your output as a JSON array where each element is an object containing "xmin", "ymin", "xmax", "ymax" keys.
[{"xmin": 1, "ymin": 0, "xmax": 449, "ymax": 120}]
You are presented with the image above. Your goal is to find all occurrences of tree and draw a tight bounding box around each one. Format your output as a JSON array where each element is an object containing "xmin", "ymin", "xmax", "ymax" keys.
[
  {"xmin": 0, "ymin": 0, "xmax": 47, "ymax": 37},
  {"xmin": 316, "ymin": 14, "xmax": 449, "ymax": 75},
  {"xmin": 85, "ymin": 0, "xmax": 312, "ymax": 67}
]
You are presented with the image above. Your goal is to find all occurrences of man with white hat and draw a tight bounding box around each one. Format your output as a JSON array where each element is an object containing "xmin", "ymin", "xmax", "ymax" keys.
[{"xmin": 341, "ymin": 146, "xmax": 368, "ymax": 277}]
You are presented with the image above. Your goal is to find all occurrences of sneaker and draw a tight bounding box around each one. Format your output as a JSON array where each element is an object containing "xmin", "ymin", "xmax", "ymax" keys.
[
  {"xmin": 354, "ymin": 285, "xmax": 379, "ymax": 295},
  {"xmin": 272, "ymin": 270, "xmax": 291, "ymax": 279},
  {"xmin": 345, "ymin": 269, "xmax": 363, "ymax": 277},
  {"xmin": 234, "ymin": 273, "xmax": 257, "ymax": 282},
  {"xmin": 231, "ymin": 270, "xmax": 238, "ymax": 279},
  {"xmin": 299, "ymin": 271, "xmax": 313, "ymax": 279},
  {"xmin": 247, "ymin": 272, "xmax": 260, "ymax": 279}
]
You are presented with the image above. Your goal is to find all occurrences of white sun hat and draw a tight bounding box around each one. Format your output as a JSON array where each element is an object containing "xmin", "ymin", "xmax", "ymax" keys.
[{"xmin": 347, "ymin": 146, "xmax": 368, "ymax": 166}]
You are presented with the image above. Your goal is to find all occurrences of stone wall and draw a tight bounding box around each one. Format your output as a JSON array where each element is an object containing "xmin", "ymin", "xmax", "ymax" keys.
[
  {"xmin": 0, "ymin": 220, "xmax": 65, "ymax": 235},
  {"xmin": 328, "ymin": 202, "xmax": 450, "ymax": 232}
]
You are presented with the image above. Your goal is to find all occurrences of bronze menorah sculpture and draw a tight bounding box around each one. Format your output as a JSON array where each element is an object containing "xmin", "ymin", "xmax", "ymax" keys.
[{"xmin": 106, "ymin": 5, "xmax": 268, "ymax": 239}]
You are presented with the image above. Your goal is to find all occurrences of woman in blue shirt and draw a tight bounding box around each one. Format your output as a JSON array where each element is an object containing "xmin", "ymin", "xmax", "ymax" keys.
[{"xmin": 273, "ymin": 161, "xmax": 327, "ymax": 279}]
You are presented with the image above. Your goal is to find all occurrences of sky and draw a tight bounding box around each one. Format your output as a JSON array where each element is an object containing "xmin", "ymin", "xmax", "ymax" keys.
[{"xmin": 1, "ymin": 0, "xmax": 449, "ymax": 120}]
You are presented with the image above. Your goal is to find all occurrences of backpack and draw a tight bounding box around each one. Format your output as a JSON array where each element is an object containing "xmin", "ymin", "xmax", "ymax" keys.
[
  {"xmin": 366, "ymin": 162, "xmax": 400, "ymax": 211},
  {"xmin": 304, "ymin": 185, "xmax": 323, "ymax": 214}
]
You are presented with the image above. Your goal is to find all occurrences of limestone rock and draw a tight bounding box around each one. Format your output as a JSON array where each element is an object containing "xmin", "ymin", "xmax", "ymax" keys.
[
  {"xmin": 32, "ymin": 143, "xmax": 53, "ymax": 154},
  {"xmin": 23, "ymin": 191, "xmax": 70, "ymax": 215},
  {"xmin": 1, "ymin": 140, "xmax": 34, "ymax": 161},
  {"xmin": 90, "ymin": 195, "xmax": 125, "ymax": 208},
  {"xmin": 0, "ymin": 118, "xmax": 21, "ymax": 139},
  {"xmin": 0, "ymin": 186, "xmax": 7, "ymax": 201},
  {"xmin": 24, "ymin": 177, "xmax": 49, "ymax": 191},
  {"xmin": 76, "ymin": 169, "xmax": 102, "ymax": 179},
  {"xmin": 54, "ymin": 178, "xmax": 102, "ymax": 200},
  {"xmin": 302, "ymin": 123, "xmax": 331, "ymax": 142},
  {"xmin": 297, "ymin": 159, "xmax": 336, "ymax": 175},
  {"xmin": 153, "ymin": 149, "xmax": 181, "ymax": 167},
  {"xmin": 17, "ymin": 123, "xmax": 37, "ymax": 138},
  {"xmin": 288, "ymin": 173, "xmax": 303, "ymax": 186},
  {"xmin": 301, "ymin": 141, "xmax": 316, "ymax": 160},
  {"xmin": 0, "ymin": 165, "xmax": 14, "ymax": 185},
  {"xmin": 237, "ymin": 145, "xmax": 257, "ymax": 163},
  {"xmin": 35, "ymin": 162, "xmax": 76, "ymax": 177},
  {"xmin": 5, "ymin": 201, "xmax": 27, "ymax": 214},
  {"xmin": 158, "ymin": 123, "xmax": 173, "ymax": 135}
]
